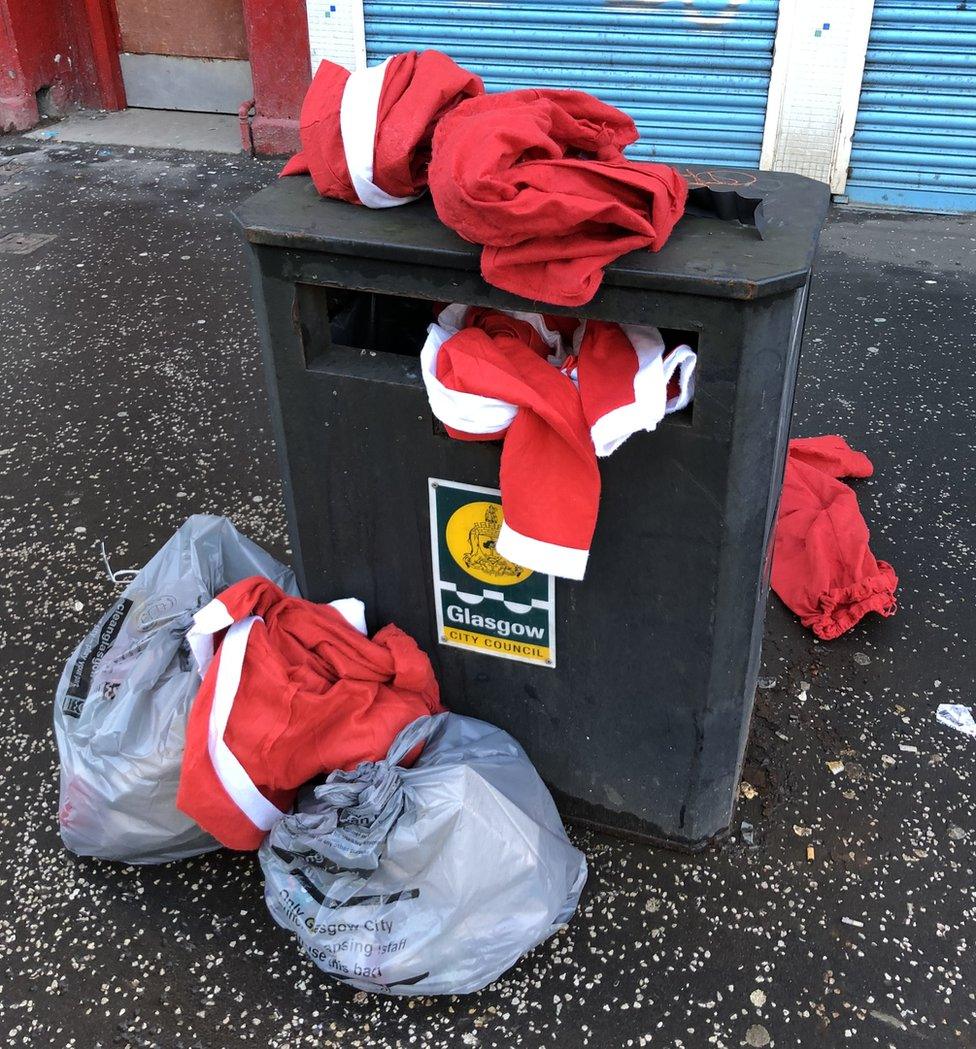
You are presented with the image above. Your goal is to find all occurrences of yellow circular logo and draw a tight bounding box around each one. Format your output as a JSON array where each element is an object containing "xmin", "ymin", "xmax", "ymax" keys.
[{"xmin": 445, "ymin": 501, "xmax": 531, "ymax": 586}]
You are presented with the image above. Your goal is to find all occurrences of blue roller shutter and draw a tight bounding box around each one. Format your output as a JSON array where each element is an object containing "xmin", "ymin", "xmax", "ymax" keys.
[
  {"xmin": 846, "ymin": 1, "xmax": 976, "ymax": 212},
  {"xmin": 363, "ymin": 0, "xmax": 778, "ymax": 167}
]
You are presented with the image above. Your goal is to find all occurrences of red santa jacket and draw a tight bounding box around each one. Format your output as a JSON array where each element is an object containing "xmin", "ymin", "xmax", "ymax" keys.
[
  {"xmin": 772, "ymin": 436, "xmax": 898, "ymax": 639},
  {"xmin": 281, "ymin": 50, "xmax": 483, "ymax": 207},
  {"xmin": 420, "ymin": 305, "xmax": 696, "ymax": 579},
  {"xmin": 428, "ymin": 89, "xmax": 688, "ymax": 306},
  {"xmin": 177, "ymin": 577, "xmax": 443, "ymax": 850}
]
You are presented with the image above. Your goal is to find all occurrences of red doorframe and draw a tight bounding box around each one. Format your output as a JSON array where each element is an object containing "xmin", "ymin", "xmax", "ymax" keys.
[
  {"xmin": 0, "ymin": 3, "xmax": 36, "ymax": 131},
  {"xmin": 1, "ymin": 0, "xmax": 118, "ymax": 130},
  {"xmin": 80, "ymin": 0, "xmax": 126, "ymax": 110},
  {"xmin": 241, "ymin": 0, "xmax": 309, "ymax": 155},
  {"xmin": 2, "ymin": 0, "xmax": 308, "ymax": 153},
  {"xmin": 94, "ymin": 0, "xmax": 310, "ymax": 153}
]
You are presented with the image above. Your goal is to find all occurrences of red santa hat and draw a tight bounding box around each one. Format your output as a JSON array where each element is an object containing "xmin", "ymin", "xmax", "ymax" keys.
[
  {"xmin": 571, "ymin": 320, "xmax": 696, "ymax": 457},
  {"xmin": 281, "ymin": 50, "xmax": 483, "ymax": 207},
  {"xmin": 176, "ymin": 577, "xmax": 443, "ymax": 850},
  {"xmin": 420, "ymin": 306, "xmax": 696, "ymax": 579},
  {"xmin": 428, "ymin": 90, "xmax": 688, "ymax": 306},
  {"xmin": 772, "ymin": 436, "xmax": 898, "ymax": 639}
]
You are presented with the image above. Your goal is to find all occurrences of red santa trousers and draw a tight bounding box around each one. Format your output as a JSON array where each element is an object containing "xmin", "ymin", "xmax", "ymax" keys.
[
  {"xmin": 420, "ymin": 305, "xmax": 696, "ymax": 579},
  {"xmin": 772, "ymin": 436, "xmax": 898, "ymax": 640},
  {"xmin": 281, "ymin": 50, "xmax": 483, "ymax": 207},
  {"xmin": 428, "ymin": 90, "xmax": 688, "ymax": 306},
  {"xmin": 176, "ymin": 577, "xmax": 443, "ymax": 850}
]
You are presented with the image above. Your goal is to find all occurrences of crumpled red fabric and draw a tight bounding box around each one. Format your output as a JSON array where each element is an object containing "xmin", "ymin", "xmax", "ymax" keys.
[
  {"xmin": 177, "ymin": 577, "xmax": 443, "ymax": 850},
  {"xmin": 428, "ymin": 89, "xmax": 688, "ymax": 306},
  {"xmin": 772, "ymin": 436, "xmax": 897, "ymax": 640},
  {"xmin": 435, "ymin": 309, "xmax": 600, "ymax": 577},
  {"xmin": 281, "ymin": 50, "xmax": 483, "ymax": 204},
  {"xmin": 422, "ymin": 305, "xmax": 696, "ymax": 579}
]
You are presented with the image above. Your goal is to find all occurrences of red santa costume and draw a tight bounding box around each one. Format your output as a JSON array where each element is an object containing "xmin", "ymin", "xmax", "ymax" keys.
[
  {"xmin": 281, "ymin": 50, "xmax": 483, "ymax": 207},
  {"xmin": 427, "ymin": 89, "xmax": 688, "ymax": 306},
  {"xmin": 176, "ymin": 577, "xmax": 443, "ymax": 850},
  {"xmin": 772, "ymin": 436, "xmax": 898, "ymax": 639},
  {"xmin": 421, "ymin": 305, "xmax": 696, "ymax": 579}
]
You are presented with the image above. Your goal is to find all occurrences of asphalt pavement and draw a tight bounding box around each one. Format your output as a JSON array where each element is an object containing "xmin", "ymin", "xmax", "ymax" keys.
[{"xmin": 0, "ymin": 138, "xmax": 973, "ymax": 1049}]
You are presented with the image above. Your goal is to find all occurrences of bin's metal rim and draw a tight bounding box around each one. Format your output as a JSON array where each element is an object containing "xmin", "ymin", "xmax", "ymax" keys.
[{"xmin": 234, "ymin": 167, "xmax": 831, "ymax": 304}]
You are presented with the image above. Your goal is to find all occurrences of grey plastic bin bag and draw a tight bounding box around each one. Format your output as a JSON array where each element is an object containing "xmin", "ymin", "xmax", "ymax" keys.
[
  {"xmin": 260, "ymin": 712, "xmax": 587, "ymax": 996},
  {"xmin": 54, "ymin": 514, "xmax": 299, "ymax": 864}
]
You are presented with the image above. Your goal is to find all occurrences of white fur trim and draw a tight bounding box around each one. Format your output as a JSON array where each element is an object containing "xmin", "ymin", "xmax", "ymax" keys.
[
  {"xmin": 420, "ymin": 322, "xmax": 518, "ymax": 435},
  {"xmin": 589, "ymin": 324, "xmax": 668, "ymax": 458},
  {"xmin": 507, "ymin": 310, "xmax": 564, "ymax": 354},
  {"xmin": 662, "ymin": 343, "xmax": 697, "ymax": 413},
  {"xmin": 188, "ymin": 597, "xmax": 234, "ymax": 677},
  {"xmin": 571, "ymin": 319, "xmax": 586, "ymax": 355},
  {"xmin": 202, "ymin": 596, "xmax": 364, "ymax": 832},
  {"xmin": 496, "ymin": 521, "xmax": 588, "ymax": 581},
  {"xmin": 434, "ymin": 303, "xmax": 469, "ymax": 331},
  {"xmin": 435, "ymin": 303, "xmax": 564, "ymax": 354},
  {"xmin": 207, "ymin": 616, "xmax": 287, "ymax": 832},
  {"xmin": 421, "ymin": 304, "xmax": 569, "ymax": 435},
  {"xmin": 339, "ymin": 57, "xmax": 421, "ymax": 209},
  {"xmin": 328, "ymin": 597, "xmax": 367, "ymax": 635},
  {"xmin": 190, "ymin": 593, "xmax": 366, "ymax": 679}
]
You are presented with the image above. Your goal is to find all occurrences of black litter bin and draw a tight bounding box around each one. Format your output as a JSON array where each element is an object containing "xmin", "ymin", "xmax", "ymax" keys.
[{"xmin": 235, "ymin": 167, "xmax": 829, "ymax": 851}]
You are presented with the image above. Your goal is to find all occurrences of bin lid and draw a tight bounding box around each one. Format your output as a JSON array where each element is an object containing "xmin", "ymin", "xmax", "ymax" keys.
[{"xmin": 235, "ymin": 166, "xmax": 830, "ymax": 302}]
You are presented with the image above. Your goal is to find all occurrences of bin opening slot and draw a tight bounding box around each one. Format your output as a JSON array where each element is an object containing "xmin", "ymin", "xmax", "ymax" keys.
[
  {"xmin": 295, "ymin": 283, "xmax": 697, "ymax": 426},
  {"xmin": 656, "ymin": 328, "xmax": 698, "ymax": 428},
  {"xmin": 329, "ymin": 289, "xmax": 435, "ymax": 357},
  {"xmin": 684, "ymin": 185, "xmax": 766, "ymax": 238},
  {"xmin": 296, "ymin": 285, "xmax": 433, "ymax": 365}
]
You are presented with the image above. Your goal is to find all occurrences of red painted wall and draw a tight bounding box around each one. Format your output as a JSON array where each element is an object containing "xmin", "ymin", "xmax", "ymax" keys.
[
  {"xmin": 0, "ymin": 5, "xmax": 35, "ymax": 131},
  {"xmin": 242, "ymin": 0, "xmax": 310, "ymax": 155},
  {"xmin": 2, "ymin": 0, "xmax": 307, "ymax": 151},
  {"xmin": 0, "ymin": 0, "xmax": 107, "ymax": 131}
]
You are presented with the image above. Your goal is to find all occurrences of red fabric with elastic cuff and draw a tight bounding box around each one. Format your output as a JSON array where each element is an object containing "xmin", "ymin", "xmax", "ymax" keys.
[
  {"xmin": 281, "ymin": 50, "xmax": 483, "ymax": 204},
  {"xmin": 279, "ymin": 59, "xmax": 352, "ymax": 198},
  {"xmin": 422, "ymin": 306, "xmax": 696, "ymax": 579},
  {"xmin": 177, "ymin": 576, "xmax": 443, "ymax": 850},
  {"xmin": 435, "ymin": 308, "xmax": 556, "ymax": 441},
  {"xmin": 428, "ymin": 89, "xmax": 688, "ymax": 307},
  {"xmin": 786, "ymin": 434, "xmax": 874, "ymax": 479},
  {"xmin": 544, "ymin": 315, "xmax": 686, "ymax": 403},
  {"xmin": 575, "ymin": 320, "xmax": 641, "ymax": 428},
  {"xmin": 771, "ymin": 436, "xmax": 898, "ymax": 640},
  {"xmin": 434, "ymin": 311, "xmax": 601, "ymax": 574}
]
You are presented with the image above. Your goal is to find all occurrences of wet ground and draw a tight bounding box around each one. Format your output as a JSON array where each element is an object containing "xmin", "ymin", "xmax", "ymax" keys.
[{"xmin": 0, "ymin": 140, "xmax": 973, "ymax": 1049}]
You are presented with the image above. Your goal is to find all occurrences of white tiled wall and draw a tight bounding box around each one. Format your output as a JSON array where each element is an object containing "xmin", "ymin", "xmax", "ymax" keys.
[{"xmin": 760, "ymin": 0, "xmax": 874, "ymax": 193}]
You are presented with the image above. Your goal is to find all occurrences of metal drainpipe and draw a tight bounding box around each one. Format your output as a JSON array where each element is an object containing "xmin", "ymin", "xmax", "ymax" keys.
[{"xmin": 238, "ymin": 98, "xmax": 256, "ymax": 155}]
